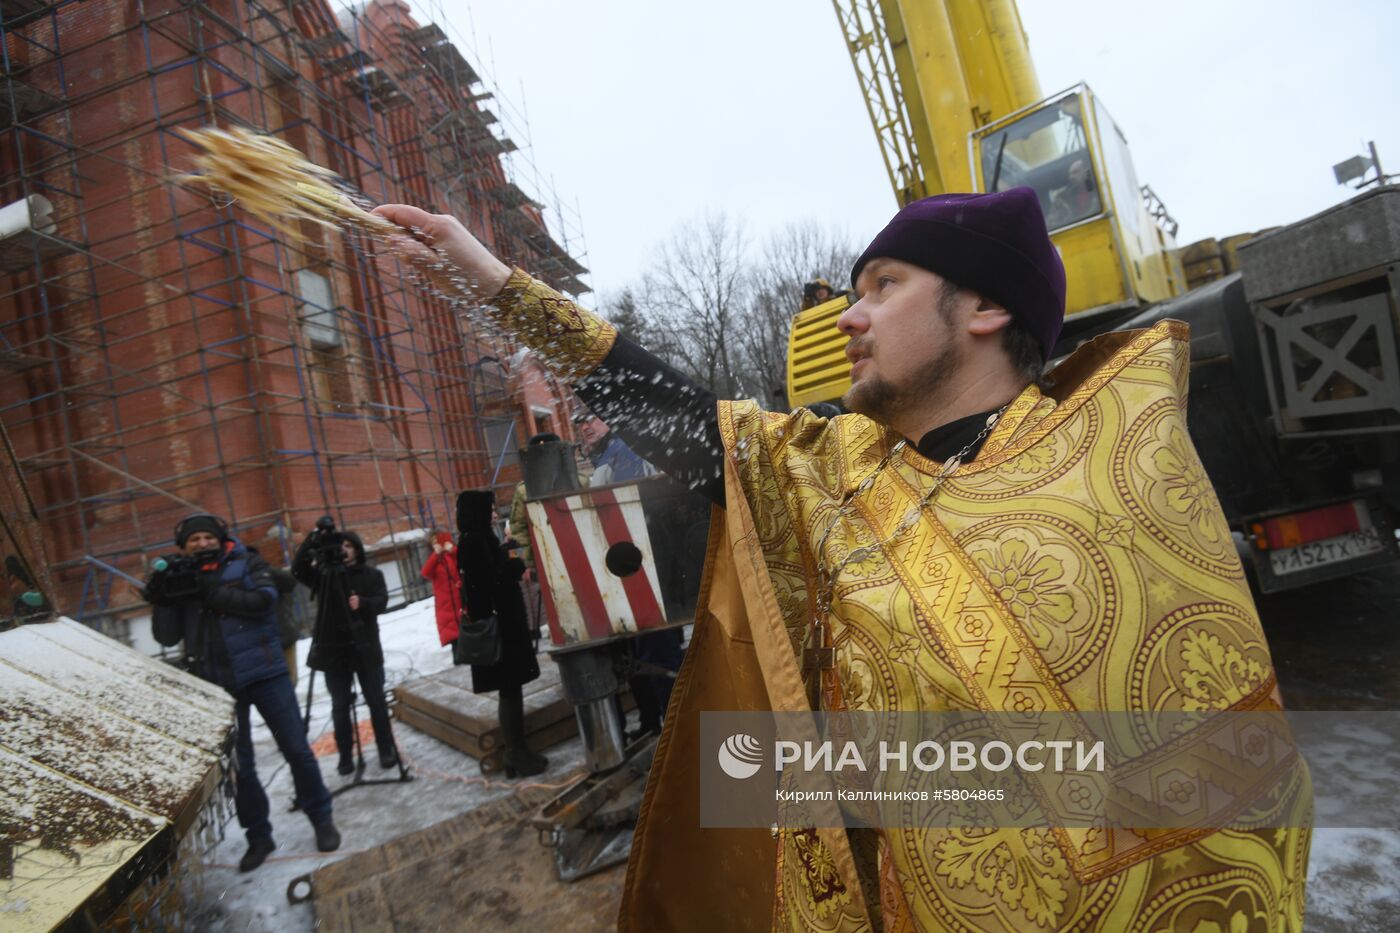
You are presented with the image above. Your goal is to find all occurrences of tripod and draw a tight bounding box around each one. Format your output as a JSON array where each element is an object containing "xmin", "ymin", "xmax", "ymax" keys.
[
  {"xmin": 291, "ymin": 528, "xmax": 412, "ymax": 809},
  {"xmin": 323, "ymin": 669, "xmax": 412, "ymax": 798}
]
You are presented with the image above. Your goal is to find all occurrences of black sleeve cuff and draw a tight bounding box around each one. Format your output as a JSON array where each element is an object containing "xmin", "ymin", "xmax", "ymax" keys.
[{"xmin": 574, "ymin": 335, "xmax": 726, "ymax": 505}]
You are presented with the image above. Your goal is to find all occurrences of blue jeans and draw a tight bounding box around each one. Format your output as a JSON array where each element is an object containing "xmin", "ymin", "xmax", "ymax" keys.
[{"xmin": 234, "ymin": 674, "xmax": 333, "ymax": 843}]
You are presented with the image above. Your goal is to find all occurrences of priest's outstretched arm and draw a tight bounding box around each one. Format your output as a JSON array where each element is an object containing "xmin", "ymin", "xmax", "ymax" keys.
[{"xmin": 374, "ymin": 204, "xmax": 727, "ymax": 504}]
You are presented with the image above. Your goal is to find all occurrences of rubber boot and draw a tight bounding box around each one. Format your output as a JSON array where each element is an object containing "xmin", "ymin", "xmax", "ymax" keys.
[{"xmin": 499, "ymin": 682, "xmax": 547, "ymax": 778}]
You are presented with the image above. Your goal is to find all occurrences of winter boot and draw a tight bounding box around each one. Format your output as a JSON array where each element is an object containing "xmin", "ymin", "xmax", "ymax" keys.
[
  {"xmin": 498, "ymin": 683, "xmax": 547, "ymax": 779},
  {"xmin": 314, "ymin": 820, "xmax": 342, "ymax": 852},
  {"xmin": 337, "ymin": 751, "xmax": 354, "ymax": 776},
  {"xmin": 379, "ymin": 746, "xmax": 399, "ymax": 770},
  {"xmin": 239, "ymin": 837, "xmax": 276, "ymax": 872}
]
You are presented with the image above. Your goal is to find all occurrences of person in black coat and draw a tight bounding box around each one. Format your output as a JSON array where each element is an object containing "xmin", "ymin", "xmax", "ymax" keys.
[
  {"xmin": 292, "ymin": 525, "xmax": 396, "ymax": 774},
  {"xmin": 456, "ymin": 489, "xmax": 545, "ymax": 778}
]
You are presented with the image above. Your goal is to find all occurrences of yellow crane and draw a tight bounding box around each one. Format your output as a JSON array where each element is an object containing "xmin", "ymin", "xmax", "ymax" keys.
[
  {"xmin": 788, "ymin": 0, "xmax": 1185, "ymax": 406},
  {"xmin": 786, "ymin": 1, "xmax": 1400, "ymax": 596}
]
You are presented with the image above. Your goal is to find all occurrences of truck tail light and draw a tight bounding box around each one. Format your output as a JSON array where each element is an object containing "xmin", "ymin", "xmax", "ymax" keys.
[
  {"xmin": 1249, "ymin": 523, "xmax": 1269, "ymax": 550},
  {"xmin": 1258, "ymin": 501, "xmax": 1364, "ymax": 550}
]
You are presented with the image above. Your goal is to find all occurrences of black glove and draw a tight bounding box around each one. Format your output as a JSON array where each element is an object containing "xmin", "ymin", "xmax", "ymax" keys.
[{"xmin": 141, "ymin": 571, "xmax": 168, "ymax": 605}]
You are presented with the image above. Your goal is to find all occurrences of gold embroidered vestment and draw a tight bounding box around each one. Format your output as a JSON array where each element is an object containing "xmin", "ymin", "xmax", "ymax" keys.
[{"xmin": 490, "ymin": 272, "xmax": 1310, "ymax": 933}]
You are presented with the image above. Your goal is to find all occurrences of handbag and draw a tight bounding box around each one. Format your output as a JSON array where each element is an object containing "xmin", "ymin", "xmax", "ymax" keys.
[{"xmin": 455, "ymin": 613, "xmax": 502, "ymax": 666}]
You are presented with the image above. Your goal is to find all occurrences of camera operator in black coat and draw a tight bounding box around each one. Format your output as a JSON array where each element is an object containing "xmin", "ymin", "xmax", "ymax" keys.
[{"xmin": 292, "ymin": 519, "xmax": 396, "ymax": 774}]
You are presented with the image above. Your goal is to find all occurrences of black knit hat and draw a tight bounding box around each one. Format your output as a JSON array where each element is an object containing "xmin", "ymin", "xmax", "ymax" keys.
[
  {"xmin": 851, "ymin": 188, "xmax": 1067, "ymax": 359},
  {"xmin": 175, "ymin": 514, "xmax": 228, "ymax": 547}
]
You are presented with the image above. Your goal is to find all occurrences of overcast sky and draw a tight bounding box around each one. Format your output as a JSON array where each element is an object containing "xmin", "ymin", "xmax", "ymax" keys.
[{"xmin": 405, "ymin": 0, "xmax": 1399, "ymax": 301}]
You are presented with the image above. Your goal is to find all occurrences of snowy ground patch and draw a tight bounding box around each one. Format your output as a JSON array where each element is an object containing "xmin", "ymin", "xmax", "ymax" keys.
[{"xmin": 1307, "ymin": 828, "xmax": 1400, "ymax": 931}]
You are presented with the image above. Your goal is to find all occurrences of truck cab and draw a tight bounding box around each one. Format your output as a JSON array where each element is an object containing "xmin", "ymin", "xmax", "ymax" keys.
[
  {"xmin": 970, "ymin": 85, "xmax": 1184, "ymax": 321},
  {"xmin": 787, "ymin": 84, "xmax": 1185, "ymax": 409}
]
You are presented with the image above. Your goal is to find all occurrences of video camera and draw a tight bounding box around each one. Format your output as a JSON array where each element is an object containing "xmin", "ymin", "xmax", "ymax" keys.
[
  {"xmin": 149, "ymin": 550, "xmax": 220, "ymax": 601},
  {"xmin": 308, "ymin": 515, "xmax": 349, "ymax": 569}
]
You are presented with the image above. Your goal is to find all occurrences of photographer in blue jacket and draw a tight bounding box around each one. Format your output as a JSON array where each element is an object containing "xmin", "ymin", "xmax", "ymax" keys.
[{"xmin": 147, "ymin": 513, "xmax": 339, "ymax": 872}]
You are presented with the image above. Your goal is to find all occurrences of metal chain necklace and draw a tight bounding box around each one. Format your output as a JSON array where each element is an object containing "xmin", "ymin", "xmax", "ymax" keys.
[{"xmin": 802, "ymin": 405, "xmax": 1009, "ymax": 683}]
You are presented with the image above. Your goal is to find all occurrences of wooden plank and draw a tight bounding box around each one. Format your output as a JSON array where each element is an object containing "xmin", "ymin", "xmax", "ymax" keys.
[
  {"xmin": 407, "ymin": 656, "xmax": 563, "ymax": 696},
  {"xmin": 396, "ymin": 679, "xmax": 575, "ymax": 741},
  {"xmin": 1184, "ymin": 256, "xmax": 1226, "ymax": 278},
  {"xmin": 378, "ymin": 818, "xmax": 620, "ymax": 930},
  {"xmin": 526, "ymin": 715, "xmax": 588, "ymax": 754},
  {"xmin": 394, "ymin": 660, "xmax": 570, "ymax": 740},
  {"xmin": 395, "ymin": 680, "xmax": 501, "ymax": 741},
  {"xmin": 395, "ymin": 698, "xmax": 587, "ymax": 762},
  {"xmin": 1179, "ymin": 237, "xmax": 1222, "ymax": 264},
  {"xmin": 313, "ymin": 877, "xmax": 395, "ymax": 932},
  {"xmin": 313, "ymin": 846, "xmax": 389, "ymax": 892},
  {"xmin": 394, "ymin": 703, "xmax": 497, "ymax": 760},
  {"xmin": 314, "ymin": 785, "xmax": 621, "ymax": 932}
]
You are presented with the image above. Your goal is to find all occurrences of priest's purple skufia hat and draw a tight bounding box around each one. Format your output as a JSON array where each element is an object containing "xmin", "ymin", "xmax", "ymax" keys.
[{"xmin": 850, "ymin": 188, "xmax": 1067, "ymax": 359}]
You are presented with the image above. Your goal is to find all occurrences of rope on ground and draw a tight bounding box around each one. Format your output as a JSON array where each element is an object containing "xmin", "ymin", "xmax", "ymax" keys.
[{"xmin": 202, "ymin": 848, "xmax": 370, "ymax": 870}]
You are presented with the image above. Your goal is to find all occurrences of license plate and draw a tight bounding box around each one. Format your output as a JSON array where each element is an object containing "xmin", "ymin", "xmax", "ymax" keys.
[{"xmin": 1268, "ymin": 528, "xmax": 1386, "ymax": 576}]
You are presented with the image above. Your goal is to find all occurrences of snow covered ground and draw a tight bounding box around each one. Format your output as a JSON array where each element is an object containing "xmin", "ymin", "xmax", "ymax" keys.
[
  {"xmin": 180, "ymin": 597, "xmax": 1400, "ymax": 931},
  {"xmin": 1307, "ymin": 828, "xmax": 1400, "ymax": 931},
  {"xmin": 1295, "ymin": 714, "xmax": 1400, "ymax": 931}
]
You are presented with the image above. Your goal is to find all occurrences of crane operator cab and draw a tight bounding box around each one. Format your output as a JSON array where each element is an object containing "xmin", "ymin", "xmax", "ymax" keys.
[
  {"xmin": 972, "ymin": 85, "xmax": 1185, "ymax": 324},
  {"xmin": 787, "ymin": 85, "xmax": 1190, "ymax": 410}
]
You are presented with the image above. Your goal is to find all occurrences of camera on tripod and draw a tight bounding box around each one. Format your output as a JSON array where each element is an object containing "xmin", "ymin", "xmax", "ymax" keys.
[
  {"xmin": 151, "ymin": 551, "xmax": 219, "ymax": 600},
  {"xmin": 309, "ymin": 515, "xmax": 349, "ymax": 568}
]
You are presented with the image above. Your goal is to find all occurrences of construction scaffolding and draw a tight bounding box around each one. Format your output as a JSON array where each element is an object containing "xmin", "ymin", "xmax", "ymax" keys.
[{"xmin": 0, "ymin": 0, "xmax": 590, "ymax": 638}]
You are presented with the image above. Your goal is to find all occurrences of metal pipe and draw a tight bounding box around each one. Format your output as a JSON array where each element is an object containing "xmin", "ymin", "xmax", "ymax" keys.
[{"xmin": 572, "ymin": 698, "xmax": 627, "ymax": 773}]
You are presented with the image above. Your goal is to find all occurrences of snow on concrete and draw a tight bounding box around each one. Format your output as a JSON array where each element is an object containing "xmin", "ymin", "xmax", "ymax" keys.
[
  {"xmin": 369, "ymin": 528, "xmax": 430, "ymax": 549},
  {"xmin": 1295, "ymin": 711, "xmax": 1400, "ymax": 931},
  {"xmin": 9, "ymin": 619, "xmax": 231, "ymax": 752},
  {"xmin": 1307, "ymin": 828, "xmax": 1400, "ymax": 932},
  {"xmin": 0, "ymin": 618, "xmax": 232, "ymax": 930}
]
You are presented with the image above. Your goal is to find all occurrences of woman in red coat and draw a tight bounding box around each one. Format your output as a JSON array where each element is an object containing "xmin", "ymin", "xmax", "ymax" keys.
[{"xmin": 420, "ymin": 531, "xmax": 464, "ymax": 655}]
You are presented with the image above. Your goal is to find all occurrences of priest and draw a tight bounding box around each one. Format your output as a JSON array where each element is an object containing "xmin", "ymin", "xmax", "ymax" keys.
[{"xmin": 374, "ymin": 189, "xmax": 1310, "ymax": 932}]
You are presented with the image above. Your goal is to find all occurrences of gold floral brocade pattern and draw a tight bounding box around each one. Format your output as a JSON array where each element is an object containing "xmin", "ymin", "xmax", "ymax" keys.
[
  {"xmin": 717, "ymin": 321, "xmax": 1310, "ymax": 932},
  {"xmin": 490, "ymin": 270, "xmax": 617, "ymax": 380}
]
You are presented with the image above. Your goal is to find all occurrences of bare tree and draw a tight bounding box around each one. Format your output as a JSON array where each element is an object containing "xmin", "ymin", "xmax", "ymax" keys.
[
  {"xmin": 612, "ymin": 215, "xmax": 860, "ymax": 405},
  {"xmin": 639, "ymin": 213, "xmax": 752, "ymax": 399},
  {"xmin": 599, "ymin": 286, "xmax": 686, "ymax": 368},
  {"xmin": 742, "ymin": 221, "xmax": 862, "ymax": 408}
]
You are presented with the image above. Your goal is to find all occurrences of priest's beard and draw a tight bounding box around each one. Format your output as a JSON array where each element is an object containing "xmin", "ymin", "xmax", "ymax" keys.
[{"xmin": 842, "ymin": 289, "xmax": 963, "ymax": 427}]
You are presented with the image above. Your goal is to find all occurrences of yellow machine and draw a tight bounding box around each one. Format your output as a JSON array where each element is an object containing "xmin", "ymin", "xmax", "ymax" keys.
[{"xmin": 788, "ymin": 0, "xmax": 1186, "ymax": 407}]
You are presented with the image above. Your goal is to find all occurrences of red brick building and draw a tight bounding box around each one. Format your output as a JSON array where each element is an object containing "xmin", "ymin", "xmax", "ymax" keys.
[{"xmin": 0, "ymin": 0, "xmax": 588, "ymax": 638}]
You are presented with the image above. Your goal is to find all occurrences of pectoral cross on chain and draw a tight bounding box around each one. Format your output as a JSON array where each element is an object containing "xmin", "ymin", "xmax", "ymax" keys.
[
  {"xmin": 803, "ymin": 609, "xmax": 835, "ymax": 709},
  {"xmin": 803, "ymin": 622, "xmax": 835, "ymax": 675}
]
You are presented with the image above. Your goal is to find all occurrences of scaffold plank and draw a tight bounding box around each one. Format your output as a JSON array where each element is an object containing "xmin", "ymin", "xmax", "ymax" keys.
[{"xmin": 1, "ymin": 77, "xmax": 63, "ymax": 126}]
